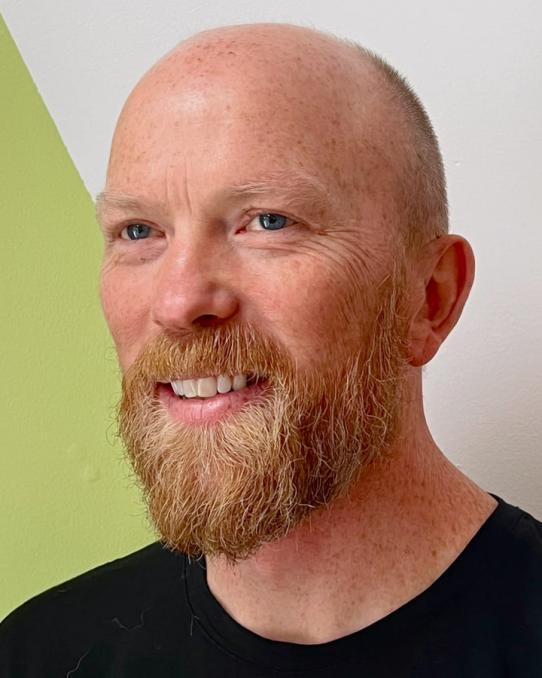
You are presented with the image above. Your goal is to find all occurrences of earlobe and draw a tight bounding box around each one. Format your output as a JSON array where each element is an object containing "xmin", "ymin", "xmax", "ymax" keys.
[{"xmin": 407, "ymin": 235, "xmax": 475, "ymax": 367}]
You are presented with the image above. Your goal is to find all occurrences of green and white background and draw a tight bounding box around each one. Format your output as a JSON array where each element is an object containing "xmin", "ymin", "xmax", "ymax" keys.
[{"xmin": 1, "ymin": 1, "xmax": 541, "ymax": 620}]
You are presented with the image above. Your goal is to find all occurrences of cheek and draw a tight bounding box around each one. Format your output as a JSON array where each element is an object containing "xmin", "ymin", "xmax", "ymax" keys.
[
  {"xmin": 100, "ymin": 261, "xmax": 154, "ymax": 370},
  {"xmin": 248, "ymin": 254, "xmax": 365, "ymax": 365}
]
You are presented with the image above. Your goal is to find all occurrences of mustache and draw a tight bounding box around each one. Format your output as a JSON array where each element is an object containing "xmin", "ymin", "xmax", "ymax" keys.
[{"xmin": 121, "ymin": 323, "xmax": 298, "ymax": 390}]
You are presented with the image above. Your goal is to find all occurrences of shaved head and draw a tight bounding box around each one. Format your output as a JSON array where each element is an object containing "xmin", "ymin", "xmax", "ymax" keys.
[{"xmin": 343, "ymin": 40, "xmax": 449, "ymax": 254}]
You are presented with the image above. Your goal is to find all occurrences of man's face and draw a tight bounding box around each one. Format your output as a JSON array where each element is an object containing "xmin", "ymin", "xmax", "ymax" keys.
[{"xmin": 98, "ymin": 32, "xmax": 412, "ymax": 559}]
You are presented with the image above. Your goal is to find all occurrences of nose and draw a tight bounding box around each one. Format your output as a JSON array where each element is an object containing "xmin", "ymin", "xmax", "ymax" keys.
[{"xmin": 150, "ymin": 241, "xmax": 239, "ymax": 332}]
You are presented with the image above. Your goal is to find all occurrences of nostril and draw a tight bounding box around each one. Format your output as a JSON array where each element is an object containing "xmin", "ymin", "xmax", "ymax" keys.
[{"xmin": 195, "ymin": 314, "xmax": 220, "ymax": 328}]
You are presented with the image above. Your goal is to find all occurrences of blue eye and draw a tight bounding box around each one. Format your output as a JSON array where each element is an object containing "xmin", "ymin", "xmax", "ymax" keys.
[
  {"xmin": 244, "ymin": 213, "xmax": 290, "ymax": 233},
  {"xmin": 245, "ymin": 212, "xmax": 292, "ymax": 231},
  {"xmin": 259, "ymin": 213, "xmax": 287, "ymax": 230},
  {"xmin": 121, "ymin": 223, "xmax": 152, "ymax": 240}
]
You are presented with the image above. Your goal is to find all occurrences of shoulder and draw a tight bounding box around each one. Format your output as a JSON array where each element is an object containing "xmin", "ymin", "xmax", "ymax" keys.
[
  {"xmin": 478, "ymin": 496, "xmax": 542, "ymax": 595},
  {"xmin": 2, "ymin": 541, "xmax": 181, "ymax": 627},
  {"xmin": 482, "ymin": 497, "xmax": 542, "ymax": 668},
  {"xmin": 0, "ymin": 542, "xmax": 184, "ymax": 676},
  {"xmin": 487, "ymin": 497, "xmax": 542, "ymax": 574}
]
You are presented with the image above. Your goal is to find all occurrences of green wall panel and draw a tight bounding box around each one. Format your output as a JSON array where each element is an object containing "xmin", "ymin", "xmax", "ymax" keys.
[{"xmin": 1, "ymin": 15, "xmax": 153, "ymax": 620}]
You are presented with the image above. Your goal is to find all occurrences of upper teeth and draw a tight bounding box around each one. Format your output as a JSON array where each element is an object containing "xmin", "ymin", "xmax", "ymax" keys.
[{"xmin": 170, "ymin": 374, "xmax": 248, "ymax": 399}]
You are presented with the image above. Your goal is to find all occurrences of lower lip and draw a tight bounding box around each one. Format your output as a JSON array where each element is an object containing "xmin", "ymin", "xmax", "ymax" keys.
[{"xmin": 156, "ymin": 381, "xmax": 268, "ymax": 425}]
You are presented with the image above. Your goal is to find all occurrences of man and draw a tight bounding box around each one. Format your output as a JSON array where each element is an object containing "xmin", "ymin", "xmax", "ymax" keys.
[{"xmin": 1, "ymin": 22, "xmax": 541, "ymax": 677}]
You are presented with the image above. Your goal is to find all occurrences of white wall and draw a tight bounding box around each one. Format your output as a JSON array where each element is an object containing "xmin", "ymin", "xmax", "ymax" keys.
[{"xmin": 3, "ymin": 0, "xmax": 541, "ymax": 516}]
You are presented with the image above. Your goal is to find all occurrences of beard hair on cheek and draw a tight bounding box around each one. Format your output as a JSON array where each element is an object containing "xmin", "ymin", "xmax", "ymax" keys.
[{"xmin": 117, "ymin": 270, "xmax": 410, "ymax": 562}]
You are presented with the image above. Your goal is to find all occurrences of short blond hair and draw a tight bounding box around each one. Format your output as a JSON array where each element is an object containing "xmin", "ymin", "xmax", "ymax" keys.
[{"xmin": 341, "ymin": 39, "xmax": 449, "ymax": 256}]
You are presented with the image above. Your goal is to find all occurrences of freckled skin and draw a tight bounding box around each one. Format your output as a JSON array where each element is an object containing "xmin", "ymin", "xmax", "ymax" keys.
[
  {"xmin": 100, "ymin": 26, "xmax": 397, "ymax": 374},
  {"xmin": 98, "ymin": 23, "xmax": 497, "ymax": 644}
]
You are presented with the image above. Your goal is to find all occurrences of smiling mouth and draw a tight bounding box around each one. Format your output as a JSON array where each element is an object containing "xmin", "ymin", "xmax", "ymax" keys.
[
  {"xmin": 162, "ymin": 372, "xmax": 264, "ymax": 399},
  {"xmin": 156, "ymin": 373, "xmax": 268, "ymax": 424}
]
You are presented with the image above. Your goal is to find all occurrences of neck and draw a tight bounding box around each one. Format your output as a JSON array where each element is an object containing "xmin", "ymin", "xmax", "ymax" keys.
[{"xmin": 205, "ymin": 392, "xmax": 497, "ymax": 644}]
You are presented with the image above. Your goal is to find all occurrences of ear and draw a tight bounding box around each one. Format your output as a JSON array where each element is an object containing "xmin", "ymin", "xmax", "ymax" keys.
[{"xmin": 408, "ymin": 235, "xmax": 475, "ymax": 367}]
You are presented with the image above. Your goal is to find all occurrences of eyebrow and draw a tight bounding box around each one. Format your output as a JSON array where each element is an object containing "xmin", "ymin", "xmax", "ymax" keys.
[
  {"xmin": 95, "ymin": 170, "xmax": 333, "ymax": 217},
  {"xmin": 95, "ymin": 192, "xmax": 148, "ymax": 213},
  {"xmin": 226, "ymin": 170, "xmax": 332, "ymax": 212}
]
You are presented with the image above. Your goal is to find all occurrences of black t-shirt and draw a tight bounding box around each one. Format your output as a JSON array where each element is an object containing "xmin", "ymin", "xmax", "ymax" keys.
[{"xmin": 1, "ymin": 494, "xmax": 541, "ymax": 677}]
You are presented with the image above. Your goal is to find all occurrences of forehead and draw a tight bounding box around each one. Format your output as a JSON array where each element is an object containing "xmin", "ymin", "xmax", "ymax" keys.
[
  {"xmin": 113, "ymin": 95, "xmax": 341, "ymax": 194},
  {"xmin": 106, "ymin": 34, "xmax": 393, "ymax": 219}
]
